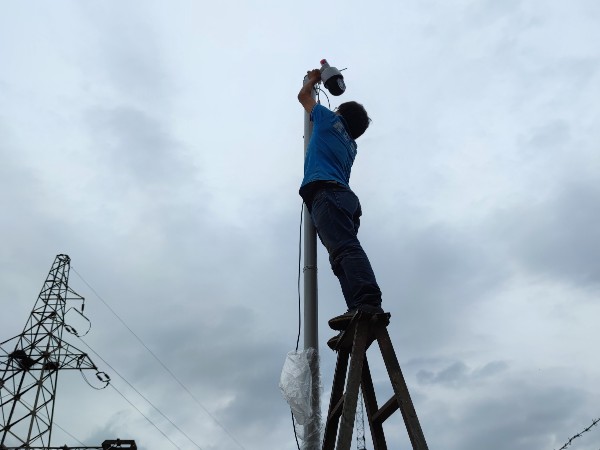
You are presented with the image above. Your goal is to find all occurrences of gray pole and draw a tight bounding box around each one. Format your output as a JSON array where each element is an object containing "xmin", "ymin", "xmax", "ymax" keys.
[
  {"xmin": 303, "ymin": 79, "xmax": 318, "ymax": 352},
  {"xmin": 302, "ymin": 76, "xmax": 320, "ymax": 449}
]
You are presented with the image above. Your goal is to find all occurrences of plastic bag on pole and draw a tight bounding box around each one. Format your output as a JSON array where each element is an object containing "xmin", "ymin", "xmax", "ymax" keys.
[{"xmin": 279, "ymin": 348, "xmax": 322, "ymax": 445}]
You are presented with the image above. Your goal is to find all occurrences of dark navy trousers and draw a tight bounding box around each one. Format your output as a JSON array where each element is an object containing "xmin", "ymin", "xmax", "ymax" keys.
[{"xmin": 309, "ymin": 187, "xmax": 382, "ymax": 311}]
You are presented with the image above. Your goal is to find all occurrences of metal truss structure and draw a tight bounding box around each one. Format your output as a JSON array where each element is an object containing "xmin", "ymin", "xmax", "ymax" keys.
[
  {"xmin": 356, "ymin": 389, "xmax": 367, "ymax": 450},
  {"xmin": 0, "ymin": 255, "xmax": 109, "ymax": 449}
]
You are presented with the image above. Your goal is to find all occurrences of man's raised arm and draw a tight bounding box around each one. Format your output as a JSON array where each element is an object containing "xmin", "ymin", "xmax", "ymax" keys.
[{"xmin": 298, "ymin": 69, "xmax": 320, "ymax": 114}]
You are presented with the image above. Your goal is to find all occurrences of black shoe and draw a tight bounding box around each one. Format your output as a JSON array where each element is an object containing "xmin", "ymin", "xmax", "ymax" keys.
[
  {"xmin": 327, "ymin": 332, "xmax": 343, "ymax": 350},
  {"xmin": 328, "ymin": 310, "xmax": 358, "ymax": 331},
  {"xmin": 328, "ymin": 305, "xmax": 384, "ymax": 331}
]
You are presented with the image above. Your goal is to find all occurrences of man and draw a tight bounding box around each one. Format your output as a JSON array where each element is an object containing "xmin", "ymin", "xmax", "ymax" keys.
[{"xmin": 298, "ymin": 68, "xmax": 384, "ymax": 332}]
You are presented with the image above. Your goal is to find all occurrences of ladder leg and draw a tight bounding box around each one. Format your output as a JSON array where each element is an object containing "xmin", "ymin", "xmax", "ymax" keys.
[
  {"xmin": 322, "ymin": 348, "xmax": 350, "ymax": 450},
  {"xmin": 361, "ymin": 356, "xmax": 387, "ymax": 450},
  {"xmin": 336, "ymin": 319, "xmax": 370, "ymax": 450},
  {"xmin": 376, "ymin": 326, "xmax": 429, "ymax": 450}
]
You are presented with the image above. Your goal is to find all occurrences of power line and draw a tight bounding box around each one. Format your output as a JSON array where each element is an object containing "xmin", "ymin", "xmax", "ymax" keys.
[
  {"xmin": 109, "ymin": 383, "xmax": 181, "ymax": 450},
  {"xmin": 49, "ymin": 418, "xmax": 87, "ymax": 448},
  {"xmin": 71, "ymin": 266, "xmax": 246, "ymax": 450},
  {"xmin": 557, "ymin": 417, "xmax": 600, "ymax": 450},
  {"xmin": 77, "ymin": 336, "xmax": 205, "ymax": 450}
]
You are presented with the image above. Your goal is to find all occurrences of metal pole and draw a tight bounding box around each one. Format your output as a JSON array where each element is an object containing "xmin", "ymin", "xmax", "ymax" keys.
[
  {"xmin": 302, "ymin": 76, "xmax": 320, "ymax": 449},
  {"xmin": 303, "ymin": 79, "xmax": 318, "ymax": 352}
]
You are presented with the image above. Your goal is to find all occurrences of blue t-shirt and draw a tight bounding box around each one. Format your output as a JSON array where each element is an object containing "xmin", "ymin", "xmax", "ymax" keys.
[{"xmin": 300, "ymin": 104, "xmax": 357, "ymax": 191}]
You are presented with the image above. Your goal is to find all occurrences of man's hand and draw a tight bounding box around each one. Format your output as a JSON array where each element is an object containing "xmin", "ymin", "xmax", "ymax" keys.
[
  {"xmin": 298, "ymin": 68, "xmax": 321, "ymax": 114},
  {"xmin": 306, "ymin": 69, "xmax": 321, "ymax": 84}
]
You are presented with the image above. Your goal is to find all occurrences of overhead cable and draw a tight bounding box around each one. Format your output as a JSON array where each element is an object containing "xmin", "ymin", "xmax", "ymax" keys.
[
  {"xmin": 71, "ymin": 266, "xmax": 246, "ymax": 450},
  {"xmin": 109, "ymin": 383, "xmax": 182, "ymax": 450},
  {"xmin": 77, "ymin": 337, "xmax": 205, "ymax": 450}
]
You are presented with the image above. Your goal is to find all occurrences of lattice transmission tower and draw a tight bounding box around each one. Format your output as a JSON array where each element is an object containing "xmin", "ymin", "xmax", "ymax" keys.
[
  {"xmin": 355, "ymin": 389, "xmax": 367, "ymax": 450},
  {"xmin": 0, "ymin": 254, "xmax": 109, "ymax": 449}
]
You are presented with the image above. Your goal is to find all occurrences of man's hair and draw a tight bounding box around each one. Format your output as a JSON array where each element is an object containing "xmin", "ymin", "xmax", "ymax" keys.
[{"xmin": 337, "ymin": 101, "xmax": 371, "ymax": 139}]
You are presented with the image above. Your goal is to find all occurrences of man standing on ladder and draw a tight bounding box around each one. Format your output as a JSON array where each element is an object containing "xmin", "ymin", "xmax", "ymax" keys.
[{"xmin": 298, "ymin": 68, "xmax": 384, "ymax": 332}]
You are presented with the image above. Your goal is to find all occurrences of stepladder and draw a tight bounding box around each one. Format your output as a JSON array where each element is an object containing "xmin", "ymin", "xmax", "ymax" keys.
[{"xmin": 322, "ymin": 311, "xmax": 429, "ymax": 450}]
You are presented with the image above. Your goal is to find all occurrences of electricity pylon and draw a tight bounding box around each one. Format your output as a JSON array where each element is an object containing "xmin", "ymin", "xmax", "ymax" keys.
[
  {"xmin": 0, "ymin": 254, "xmax": 108, "ymax": 449},
  {"xmin": 355, "ymin": 389, "xmax": 366, "ymax": 450}
]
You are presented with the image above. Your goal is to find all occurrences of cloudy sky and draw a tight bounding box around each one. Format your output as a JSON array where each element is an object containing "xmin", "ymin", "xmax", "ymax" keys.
[{"xmin": 1, "ymin": 1, "xmax": 600, "ymax": 449}]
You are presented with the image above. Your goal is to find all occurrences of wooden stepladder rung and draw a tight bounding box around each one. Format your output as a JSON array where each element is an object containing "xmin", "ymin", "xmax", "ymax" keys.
[{"xmin": 322, "ymin": 312, "xmax": 429, "ymax": 450}]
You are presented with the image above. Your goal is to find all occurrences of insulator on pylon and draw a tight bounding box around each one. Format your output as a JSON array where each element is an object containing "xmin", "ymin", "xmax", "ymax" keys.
[
  {"xmin": 9, "ymin": 350, "xmax": 35, "ymax": 370},
  {"xmin": 43, "ymin": 361, "xmax": 59, "ymax": 371}
]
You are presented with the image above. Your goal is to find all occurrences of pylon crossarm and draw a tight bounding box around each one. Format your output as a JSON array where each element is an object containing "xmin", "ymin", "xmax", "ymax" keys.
[
  {"xmin": 1, "ymin": 338, "xmax": 97, "ymax": 372},
  {"xmin": 51, "ymin": 341, "xmax": 97, "ymax": 371}
]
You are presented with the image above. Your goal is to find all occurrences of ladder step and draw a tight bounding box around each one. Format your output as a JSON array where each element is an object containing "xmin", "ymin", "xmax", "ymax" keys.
[
  {"xmin": 328, "ymin": 396, "xmax": 345, "ymax": 423},
  {"xmin": 373, "ymin": 396, "xmax": 400, "ymax": 425}
]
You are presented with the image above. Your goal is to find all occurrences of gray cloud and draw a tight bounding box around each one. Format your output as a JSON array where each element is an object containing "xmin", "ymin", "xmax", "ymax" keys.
[
  {"xmin": 85, "ymin": 106, "xmax": 194, "ymax": 186},
  {"xmin": 457, "ymin": 382, "xmax": 593, "ymax": 450},
  {"xmin": 3, "ymin": 1, "xmax": 600, "ymax": 450},
  {"xmin": 417, "ymin": 359, "xmax": 509, "ymax": 388},
  {"xmin": 365, "ymin": 221, "xmax": 511, "ymax": 356},
  {"xmin": 77, "ymin": 2, "xmax": 172, "ymax": 108},
  {"xmin": 491, "ymin": 181, "xmax": 600, "ymax": 289}
]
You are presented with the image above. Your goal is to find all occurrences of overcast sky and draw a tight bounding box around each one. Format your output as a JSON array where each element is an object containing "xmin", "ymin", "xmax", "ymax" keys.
[{"xmin": 1, "ymin": 1, "xmax": 600, "ymax": 449}]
